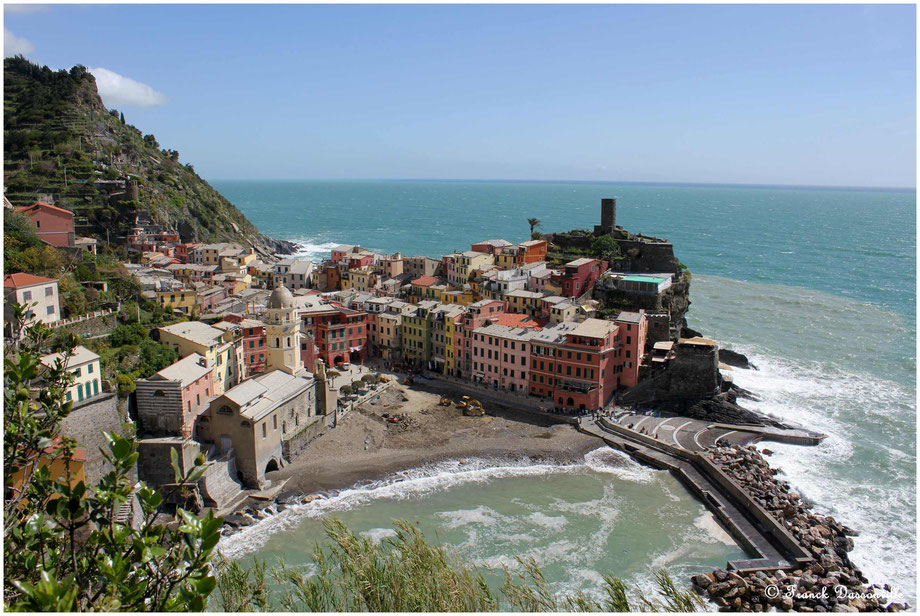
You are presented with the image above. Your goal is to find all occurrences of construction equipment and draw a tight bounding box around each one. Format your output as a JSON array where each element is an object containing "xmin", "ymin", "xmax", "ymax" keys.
[
  {"xmin": 464, "ymin": 399, "xmax": 485, "ymax": 417},
  {"xmin": 457, "ymin": 395, "xmax": 470, "ymax": 410},
  {"xmin": 438, "ymin": 397, "xmax": 452, "ymax": 406}
]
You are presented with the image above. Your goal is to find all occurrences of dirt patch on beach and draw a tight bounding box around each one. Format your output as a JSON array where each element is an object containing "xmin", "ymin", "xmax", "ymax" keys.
[{"xmin": 270, "ymin": 385, "xmax": 603, "ymax": 494}]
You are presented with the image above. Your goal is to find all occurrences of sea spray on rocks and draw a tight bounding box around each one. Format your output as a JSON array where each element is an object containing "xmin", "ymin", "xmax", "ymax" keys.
[{"xmin": 691, "ymin": 445, "xmax": 909, "ymax": 612}]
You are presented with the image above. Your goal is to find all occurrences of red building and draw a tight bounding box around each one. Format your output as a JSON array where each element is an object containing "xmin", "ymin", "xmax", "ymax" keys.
[
  {"xmin": 529, "ymin": 318, "xmax": 620, "ymax": 411},
  {"xmin": 517, "ymin": 239, "xmax": 548, "ymax": 264},
  {"xmin": 175, "ymin": 243, "xmax": 200, "ymax": 264},
  {"xmin": 14, "ymin": 202, "xmax": 75, "ymax": 248},
  {"xmin": 221, "ymin": 315, "xmax": 267, "ymax": 375},
  {"xmin": 299, "ymin": 304, "xmax": 368, "ymax": 367},
  {"xmin": 127, "ymin": 228, "xmax": 180, "ymax": 254},
  {"xmin": 551, "ymin": 258, "xmax": 607, "ymax": 297}
]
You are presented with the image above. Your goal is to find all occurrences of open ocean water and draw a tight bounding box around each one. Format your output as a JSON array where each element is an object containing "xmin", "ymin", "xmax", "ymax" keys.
[{"xmin": 213, "ymin": 180, "xmax": 916, "ymax": 604}]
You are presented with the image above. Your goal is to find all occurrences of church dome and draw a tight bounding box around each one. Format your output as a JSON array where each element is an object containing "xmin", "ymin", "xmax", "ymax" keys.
[{"xmin": 267, "ymin": 284, "xmax": 295, "ymax": 309}]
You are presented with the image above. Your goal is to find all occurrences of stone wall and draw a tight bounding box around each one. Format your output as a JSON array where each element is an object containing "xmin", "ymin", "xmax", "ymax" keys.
[
  {"xmin": 60, "ymin": 392, "xmax": 134, "ymax": 486},
  {"xmin": 617, "ymin": 342, "xmax": 720, "ymax": 405},
  {"xmin": 135, "ymin": 379, "xmax": 182, "ymax": 434},
  {"xmin": 137, "ymin": 437, "xmax": 201, "ymax": 488},
  {"xmin": 281, "ymin": 415, "xmax": 327, "ymax": 460}
]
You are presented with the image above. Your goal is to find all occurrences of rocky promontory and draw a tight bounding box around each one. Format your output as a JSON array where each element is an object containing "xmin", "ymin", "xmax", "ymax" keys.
[{"xmin": 693, "ymin": 445, "xmax": 907, "ymax": 612}]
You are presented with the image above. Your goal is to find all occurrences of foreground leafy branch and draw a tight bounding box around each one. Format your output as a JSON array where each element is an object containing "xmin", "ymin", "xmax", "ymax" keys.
[{"xmin": 3, "ymin": 310, "xmax": 222, "ymax": 611}]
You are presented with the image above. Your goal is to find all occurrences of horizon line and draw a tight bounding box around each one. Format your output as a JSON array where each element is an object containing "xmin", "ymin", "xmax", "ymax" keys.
[{"xmin": 207, "ymin": 177, "xmax": 916, "ymax": 193}]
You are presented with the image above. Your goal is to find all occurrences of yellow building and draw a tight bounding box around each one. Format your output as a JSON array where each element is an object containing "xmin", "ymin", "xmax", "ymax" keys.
[
  {"xmin": 158, "ymin": 321, "xmax": 245, "ymax": 395},
  {"xmin": 495, "ymin": 247, "xmax": 519, "ymax": 269},
  {"xmin": 439, "ymin": 288, "xmax": 477, "ymax": 306},
  {"xmin": 401, "ymin": 301, "xmax": 438, "ymax": 367},
  {"xmin": 505, "ymin": 289, "xmax": 545, "ymax": 317},
  {"xmin": 40, "ymin": 345, "xmax": 103, "ymax": 404},
  {"xmin": 456, "ymin": 251, "xmax": 495, "ymax": 285},
  {"xmin": 368, "ymin": 311, "xmax": 402, "ymax": 363},
  {"xmin": 443, "ymin": 308, "xmax": 465, "ymax": 376},
  {"xmin": 347, "ymin": 266, "xmax": 378, "ymax": 293},
  {"xmin": 8, "ymin": 438, "xmax": 86, "ymax": 502},
  {"xmin": 157, "ymin": 287, "xmax": 199, "ymax": 315}
]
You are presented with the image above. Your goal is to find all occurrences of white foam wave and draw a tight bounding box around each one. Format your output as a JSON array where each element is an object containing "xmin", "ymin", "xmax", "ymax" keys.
[
  {"xmin": 218, "ymin": 456, "xmax": 587, "ymax": 560},
  {"xmin": 728, "ymin": 351, "xmax": 916, "ymax": 603},
  {"xmin": 359, "ymin": 527, "xmax": 397, "ymax": 543},
  {"xmin": 527, "ymin": 512, "xmax": 568, "ymax": 529},
  {"xmin": 218, "ymin": 446, "xmax": 669, "ymax": 561},
  {"xmin": 290, "ymin": 240, "xmax": 340, "ymax": 261},
  {"xmin": 583, "ymin": 447, "xmax": 661, "ymax": 484},
  {"xmin": 438, "ymin": 505, "xmax": 509, "ymax": 529}
]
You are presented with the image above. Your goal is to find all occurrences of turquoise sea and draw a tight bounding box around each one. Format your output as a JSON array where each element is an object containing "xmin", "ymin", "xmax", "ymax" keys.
[{"xmin": 213, "ymin": 180, "xmax": 916, "ymax": 604}]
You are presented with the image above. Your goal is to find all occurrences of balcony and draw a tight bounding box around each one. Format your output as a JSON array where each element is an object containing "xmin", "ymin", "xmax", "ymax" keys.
[{"xmin": 557, "ymin": 379, "xmax": 597, "ymax": 394}]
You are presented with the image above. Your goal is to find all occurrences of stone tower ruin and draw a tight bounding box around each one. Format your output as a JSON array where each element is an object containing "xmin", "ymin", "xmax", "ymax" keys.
[{"xmin": 593, "ymin": 198, "xmax": 617, "ymax": 236}]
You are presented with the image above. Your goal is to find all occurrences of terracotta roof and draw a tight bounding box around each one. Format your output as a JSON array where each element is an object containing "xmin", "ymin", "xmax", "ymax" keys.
[
  {"xmin": 491, "ymin": 313, "xmax": 540, "ymax": 329},
  {"xmin": 4, "ymin": 273, "xmax": 57, "ymax": 288},
  {"xmin": 411, "ymin": 275, "xmax": 438, "ymax": 287},
  {"xmin": 14, "ymin": 202, "xmax": 74, "ymax": 217}
]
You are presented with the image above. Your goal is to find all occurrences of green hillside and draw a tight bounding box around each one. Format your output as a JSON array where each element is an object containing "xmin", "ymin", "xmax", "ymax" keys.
[{"xmin": 3, "ymin": 56, "xmax": 293, "ymax": 255}]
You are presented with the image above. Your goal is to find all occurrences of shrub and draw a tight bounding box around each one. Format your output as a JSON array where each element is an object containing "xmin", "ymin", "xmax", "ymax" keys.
[
  {"xmin": 116, "ymin": 373, "xmax": 136, "ymax": 398},
  {"xmin": 213, "ymin": 519, "xmax": 703, "ymax": 612},
  {"xmin": 339, "ymin": 385, "xmax": 353, "ymax": 396}
]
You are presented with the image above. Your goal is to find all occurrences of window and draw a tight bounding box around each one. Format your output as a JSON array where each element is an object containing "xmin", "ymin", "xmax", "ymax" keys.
[
  {"xmin": 73, "ymin": 367, "xmax": 82, "ymax": 377},
  {"xmin": 22, "ymin": 291, "xmax": 31, "ymax": 301},
  {"xmin": 45, "ymin": 287, "xmax": 53, "ymax": 297},
  {"xmin": 262, "ymin": 423, "xmax": 267, "ymax": 438},
  {"xmin": 273, "ymin": 415, "xmax": 278, "ymax": 430},
  {"xmin": 217, "ymin": 405, "xmax": 233, "ymax": 415}
]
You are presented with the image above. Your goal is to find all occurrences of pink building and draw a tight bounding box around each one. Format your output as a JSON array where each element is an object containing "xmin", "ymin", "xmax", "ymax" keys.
[
  {"xmin": 470, "ymin": 324, "xmax": 535, "ymax": 393},
  {"xmin": 614, "ymin": 311, "xmax": 648, "ymax": 388},
  {"xmin": 135, "ymin": 353, "xmax": 215, "ymax": 437},
  {"xmin": 454, "ymin": 299, "xmax": 507, "ymax": 378},
  {"xmin": 14, "ymin": 202, "xmax": 75, "ymax": 248}
]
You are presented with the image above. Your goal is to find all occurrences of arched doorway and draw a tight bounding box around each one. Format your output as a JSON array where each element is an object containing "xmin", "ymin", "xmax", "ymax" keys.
[
  {"xmin": 265, "ymin": 459, "xmax": 280, "ymax": 473},
  {"xmin": 567, "ymin": 397, "xmax": 574, "ymax": 407},
  {"xmin": 349, "ymin": 349, "xmax": 361, "ymax": 363}
]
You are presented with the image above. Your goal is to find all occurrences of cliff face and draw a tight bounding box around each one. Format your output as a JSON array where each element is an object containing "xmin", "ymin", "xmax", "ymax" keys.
[
  {"xmin": 3, "ymin": 57, "xmax": 294, "ymax": 255},
  {"xmin": 544, "ymin": 224, "xmax": 692, "ymax": 336}
]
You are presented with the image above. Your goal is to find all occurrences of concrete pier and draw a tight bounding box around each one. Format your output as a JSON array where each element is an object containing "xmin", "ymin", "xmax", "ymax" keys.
[{"xmin": 577, "ymin": 418, "xmax": 814, "ymax": 573}]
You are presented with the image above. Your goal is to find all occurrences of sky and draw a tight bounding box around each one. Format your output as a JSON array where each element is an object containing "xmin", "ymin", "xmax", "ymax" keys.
[{"xmin": 3, "ymin": 3, "xmax": 916, "ymax": 188}]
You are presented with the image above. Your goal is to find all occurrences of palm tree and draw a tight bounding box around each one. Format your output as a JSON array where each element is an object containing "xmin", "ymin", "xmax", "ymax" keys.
[{"xmin": 527, "ymin": 218, "xmax": 541, "ymax": 235}]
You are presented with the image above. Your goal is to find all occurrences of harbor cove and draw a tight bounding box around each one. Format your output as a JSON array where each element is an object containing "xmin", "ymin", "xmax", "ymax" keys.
[
  {"xmin": 211, "ymin": 180, "xmax": 916, "ymax": 608},
  {"xmin": 3, "ymin": 6, "xmax": 915, "ymax": 611}
]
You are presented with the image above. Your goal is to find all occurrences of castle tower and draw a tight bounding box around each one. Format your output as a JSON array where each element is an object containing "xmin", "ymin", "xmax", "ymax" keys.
[
  {"xmin": 594, "ymin": 198, "xmax": 617, "ymax": 236},
  {"xmin": 264, "ymin": 285, "xmax": 304, "ymax": 375},
  {"xmin": 125, "ymin": 179, "xmax": 139, "ymax": 201}
]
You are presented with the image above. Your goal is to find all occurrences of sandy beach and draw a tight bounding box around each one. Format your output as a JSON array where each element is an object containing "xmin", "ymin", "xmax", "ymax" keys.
[{"xmin": 268, "ymin": 384, "xmax": 604, "ymax": 494}]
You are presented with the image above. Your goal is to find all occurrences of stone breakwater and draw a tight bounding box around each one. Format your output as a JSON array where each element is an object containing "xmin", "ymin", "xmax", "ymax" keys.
[{"xmin": 692, "ymin": 445, "xmax": 908, "ymax": 612}]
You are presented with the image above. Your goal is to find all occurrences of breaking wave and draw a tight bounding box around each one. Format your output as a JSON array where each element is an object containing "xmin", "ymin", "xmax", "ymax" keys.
[{"xmin": 217, "ymin": 450, "xmax": 663, "ymax": 561}]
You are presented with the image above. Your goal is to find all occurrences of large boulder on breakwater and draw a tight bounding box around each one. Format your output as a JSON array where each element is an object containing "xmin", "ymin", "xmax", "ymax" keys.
[{"xmin": 720, "ymin": 348, "xmax": 758, "ymax": 370}]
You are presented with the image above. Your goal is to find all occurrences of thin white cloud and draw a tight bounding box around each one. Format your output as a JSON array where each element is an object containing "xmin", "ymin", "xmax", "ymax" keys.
[
  {"xmin": 5, "ymin": 5, "xmax": 50, "ymax": 15},
  {"xmin": 4, "ymin": 28, "xmax": 34, "ymax": 57},
  {"xmin": 88, "ymin": 67, "xmax": 168, "ymax": 108}
]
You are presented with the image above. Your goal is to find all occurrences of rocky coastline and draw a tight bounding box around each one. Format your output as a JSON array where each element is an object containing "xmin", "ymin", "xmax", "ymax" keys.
[{"xmin": 692, "ymin": 445, "xmax": 908, "ymax": 612}]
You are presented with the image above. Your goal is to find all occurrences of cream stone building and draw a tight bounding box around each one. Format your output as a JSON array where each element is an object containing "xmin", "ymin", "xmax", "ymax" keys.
[{"xmin": 41, "ymin": 345, "xmax": 102, "ymax": 404}]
